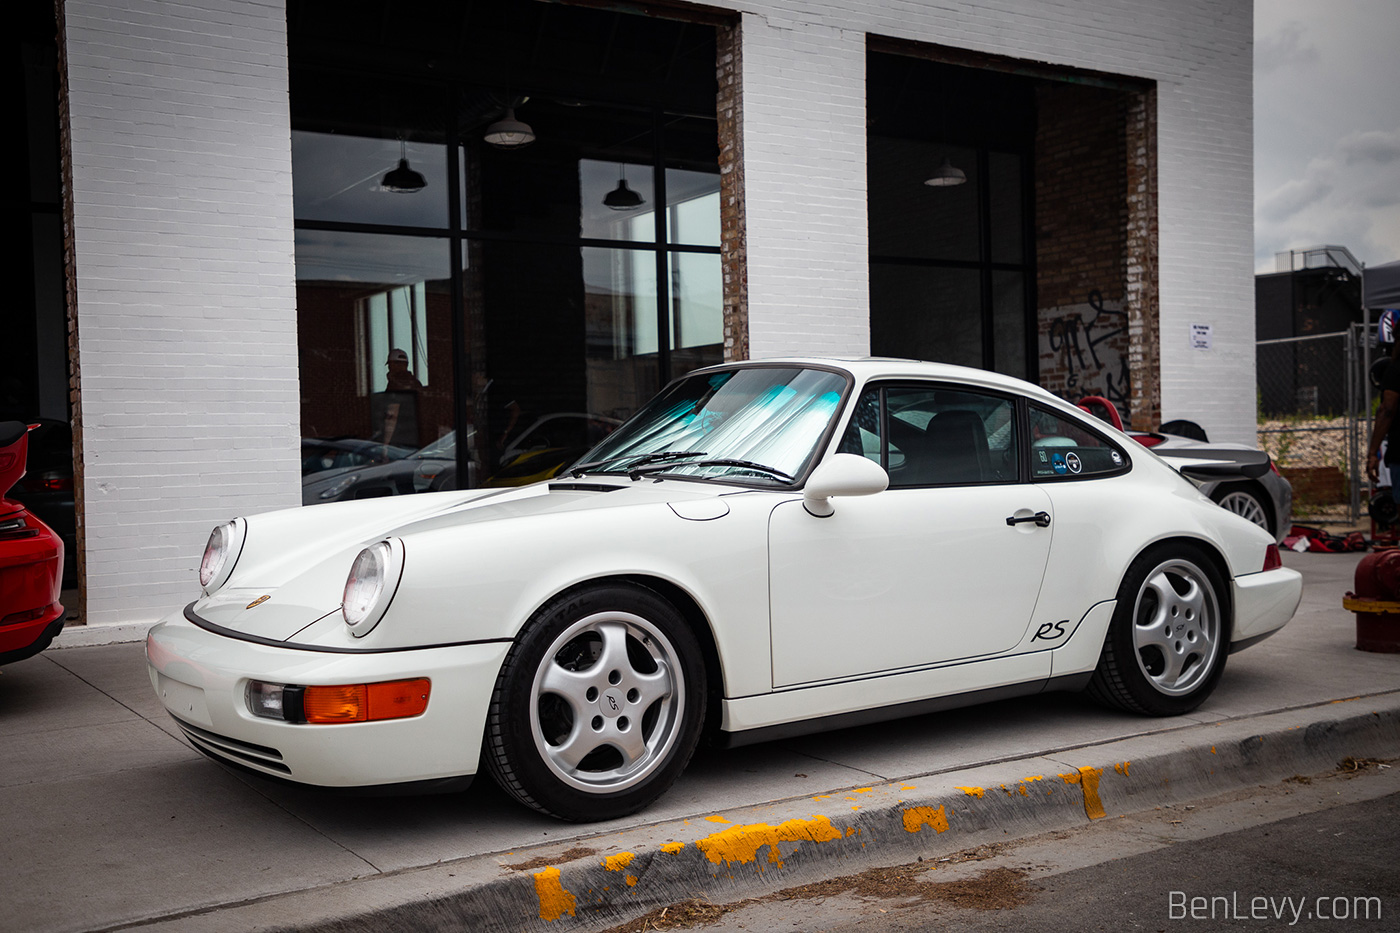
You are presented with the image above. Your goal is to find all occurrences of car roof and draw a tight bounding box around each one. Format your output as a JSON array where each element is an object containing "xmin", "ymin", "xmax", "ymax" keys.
[{"xmin": 697, "ymin": 357, "xmax": 1063, "ymax": 403}]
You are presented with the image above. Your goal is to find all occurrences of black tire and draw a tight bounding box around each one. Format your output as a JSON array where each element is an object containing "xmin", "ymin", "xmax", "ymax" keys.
[
  {"xmin": 1159, "ymin": 419, "xmax": 1209, "ymax": 442},
  {"xmin": 1086, "ymin": 544, "xmax": 1230, "ymax": 716},
  {"xmin": 483, "ymin": 583, "xmax": 706, "ymax": 821}
]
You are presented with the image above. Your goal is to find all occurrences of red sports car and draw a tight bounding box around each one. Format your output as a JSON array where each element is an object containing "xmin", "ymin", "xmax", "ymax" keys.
[{"xmin": 0, "ymin": 421, "xmax": 65, "ymax": 665}]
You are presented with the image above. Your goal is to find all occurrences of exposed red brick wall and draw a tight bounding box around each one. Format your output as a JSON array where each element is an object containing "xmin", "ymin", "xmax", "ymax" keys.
[
  {"xmin": 1035, "ymin": 83, "xmax": 1130, "ymax": 415},
  {"xmin": 54, "ymin": 0, "xmax": 85, "ymax": 619},
  {"xmin": 716, "ymin": 21, "xmax": 749, "ymax": 362},
  {"xmin": 1124, "ymin": 85, "xmax": 1160, "ymax": 431}
]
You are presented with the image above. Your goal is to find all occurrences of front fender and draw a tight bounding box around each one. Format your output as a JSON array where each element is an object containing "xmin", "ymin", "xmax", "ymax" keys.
[{"xmin": 291, "ymin": 492, "xmax": 782, "ymax": 699}]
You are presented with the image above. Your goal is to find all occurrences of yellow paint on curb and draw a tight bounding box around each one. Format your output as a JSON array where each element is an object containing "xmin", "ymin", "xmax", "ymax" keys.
[
  {"xmin": 533, "ymin": 867, "xmax": 577, "ymax": 921},
  {"xmin": 1114, "ymin": 761, "xmax": 1131, "ymax": 776},
  {"xmin": 694, "ymin": 815, "xmax": 844, "ymax": 868},
  {"xmin": 660, "ymin": 842, "xmax": 685, "ymax": 854},
  {"xmin": 956, "ymin": 786, "xmax": 985, "ymax": 798},
  {"xmin": 705, "ymin": 815, "xmax": 731, "ymax": 824},
  {"xmin": 1059, "ymin": 766, "xmax": 1107, "ymax": 820},
  {"xmin": 603, "ymin": 851, "xmax": 640, "ymax": 883},
  {"xmin": 602, "ymin": 852, "xmax": 635, "ymax": 871},
  {"xmin": 901, "ymin": 805, "xmax": 949, "ymax": 834}
]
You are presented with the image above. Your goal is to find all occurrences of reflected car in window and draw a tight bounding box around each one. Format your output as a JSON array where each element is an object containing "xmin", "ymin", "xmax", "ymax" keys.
[
  {"xmin": 148, "ymin": 359, "xmax": 1302, "ymax": 822},
  {"xmin": 301, "ymin": 437, "xmax": 415, "ymax": 477}
]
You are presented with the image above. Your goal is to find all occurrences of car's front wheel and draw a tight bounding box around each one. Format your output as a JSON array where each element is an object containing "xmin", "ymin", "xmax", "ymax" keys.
[
  {"xmin": 483, "ymin": 583, "xmax": 706, "ymax": 821},
  {"xmin": 1087, "ymin": 544, "xmax": 1229, "ymax": 716}
]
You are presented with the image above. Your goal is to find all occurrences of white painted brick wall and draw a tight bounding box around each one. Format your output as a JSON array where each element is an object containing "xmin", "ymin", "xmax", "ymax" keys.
[
  {"xmin": 63, "ymin": 0, "xmax": 300, "ymax": 625},
  {"xmin": 739, "ymin": 13, "xmax": 871, "ymax": 358},
  {"xmin": 722, "ymin": 0, "xmax": 1257, "ymax": 442}
]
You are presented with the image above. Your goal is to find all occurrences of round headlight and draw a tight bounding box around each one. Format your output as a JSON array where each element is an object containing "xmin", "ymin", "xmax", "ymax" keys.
[
  {"xmin": 342, "ymin": 539, "xmax": 404, "ymax": 636},
  {"xmin": 199, "ymin": 520, "xmax": 245, "ymax": 593},
  {"xmin": 199, "ymin": 525, "xmax": 230, "ymax": 588}
]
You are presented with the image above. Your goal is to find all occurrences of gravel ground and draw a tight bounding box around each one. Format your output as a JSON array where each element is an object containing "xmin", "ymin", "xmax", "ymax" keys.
[{"xmin": 1256, "ymin": 417, "xmax": 1354, "ymax": 471}]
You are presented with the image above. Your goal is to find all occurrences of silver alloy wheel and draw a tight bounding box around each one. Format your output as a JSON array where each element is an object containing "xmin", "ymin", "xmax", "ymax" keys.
[
  {"xmin": 1216, "ymin": 489, "xmax": 1269, "ymax": 531},
  {"xmin": 1130, "ymin": 558, "xmax": 1222, "ymax": 697},
  {"xmin": 528, "ymin": 611, "xmax": 684, "ymax": 794}
]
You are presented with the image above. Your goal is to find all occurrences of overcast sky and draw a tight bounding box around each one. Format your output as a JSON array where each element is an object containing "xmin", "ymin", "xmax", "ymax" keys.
[{"xmin": 1254, "ymin": 0, "xmax": 1400, "ymax": 272}]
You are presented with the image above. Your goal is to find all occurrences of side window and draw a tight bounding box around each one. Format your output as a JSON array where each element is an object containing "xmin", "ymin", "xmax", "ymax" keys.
[
  {"xmin": 1029, "ymin": 406, "xmax": 1128, "ymax": 480},
  {"xmin": 838, "ymin": 389, "xmax": 882, "ymax": 462},
  {"xmin": 841, "ymin": 385, "xmax": 1018, "ymax": 487}
]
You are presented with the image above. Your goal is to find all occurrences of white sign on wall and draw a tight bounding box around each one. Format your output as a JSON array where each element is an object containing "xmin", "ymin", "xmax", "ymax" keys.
[{"xmin": 1189, "ymin": 323, "xmax": 1213, "ymax": 350}]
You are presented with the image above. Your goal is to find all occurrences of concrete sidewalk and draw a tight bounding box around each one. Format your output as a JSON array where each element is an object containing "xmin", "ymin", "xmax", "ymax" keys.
[{"xmin": 3, "ymin": 551, "xmax": 1397, "ymax": 933}]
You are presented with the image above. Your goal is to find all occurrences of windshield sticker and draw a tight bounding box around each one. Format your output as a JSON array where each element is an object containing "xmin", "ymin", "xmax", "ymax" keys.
[
  {"xmin": 1038, "ymin": 450, "xmax": 1048, "ymax": 462},
  {"xmin": 1111, "ymin": 450, "xmax": 1123, "ymax": 466},
  {"xmin": 1052, "ymin": 453, "xmax": 1067, "ymax": 475},
  {"xmin": 1066, "ymin": 452, "xmax": 1082, "ymax": 474}
]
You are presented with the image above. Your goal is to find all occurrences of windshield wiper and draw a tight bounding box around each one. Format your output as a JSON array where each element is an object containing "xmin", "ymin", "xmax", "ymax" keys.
[
  {"xmin": 636, "ymin": 458, "xmax": 795, "ymax": 483},
  {"xmin": 570, "ymin": 450, "xmax": 708, "ymax": 478}
]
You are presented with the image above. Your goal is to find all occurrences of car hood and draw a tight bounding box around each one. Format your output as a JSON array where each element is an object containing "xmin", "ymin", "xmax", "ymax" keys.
[{"xmin": 193, "ymin": 478, "xmax": 751, "ymax": 642}]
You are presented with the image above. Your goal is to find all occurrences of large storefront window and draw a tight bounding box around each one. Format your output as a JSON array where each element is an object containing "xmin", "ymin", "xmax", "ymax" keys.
[
  {"xmin": 289, "ymin": 1, "xmax": 722, "ymax": 502},
  {"xmin": 867, "ymin": 51, "xmax": 1036, "ymax": 379}
]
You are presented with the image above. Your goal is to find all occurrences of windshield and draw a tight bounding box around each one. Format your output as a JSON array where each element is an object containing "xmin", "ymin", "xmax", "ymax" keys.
[{"xmin": 574, "ymin": 366, "xmax": 848, "ymax": 484}]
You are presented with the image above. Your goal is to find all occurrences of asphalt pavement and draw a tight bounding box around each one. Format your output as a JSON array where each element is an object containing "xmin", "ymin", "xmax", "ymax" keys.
[{"xmin": 2, "ymin": 550, "xmax": 1398, "ymax": 933}]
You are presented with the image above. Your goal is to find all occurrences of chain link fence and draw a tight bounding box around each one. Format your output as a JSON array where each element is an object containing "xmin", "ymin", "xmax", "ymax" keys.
[{"xmin": 1255, "ymin": 326, "xmax": 1365, "ymax": 524}]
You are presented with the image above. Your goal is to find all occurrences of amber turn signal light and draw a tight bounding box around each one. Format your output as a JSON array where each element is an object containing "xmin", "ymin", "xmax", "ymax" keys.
[{"xmin": 302, "ymin": 678, "xmax": 430, "ymax": 724}]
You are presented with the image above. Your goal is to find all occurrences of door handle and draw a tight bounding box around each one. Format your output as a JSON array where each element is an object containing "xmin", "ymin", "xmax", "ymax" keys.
[{"xmin": 1006, "ymin": 511, "xmax": 1051, "ymax": 527}]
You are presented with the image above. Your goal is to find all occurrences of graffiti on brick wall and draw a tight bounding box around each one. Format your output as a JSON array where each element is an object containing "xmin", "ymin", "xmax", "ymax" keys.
[{"xmin": 1039, "ymin": 290, "xmax": 1131, "ymax": 417}]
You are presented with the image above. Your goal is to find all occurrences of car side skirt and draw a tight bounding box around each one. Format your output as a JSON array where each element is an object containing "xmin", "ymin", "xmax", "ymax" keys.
[{"xmin": 716, "ymin": 672, "xmax": 1092, "ymax": 748}]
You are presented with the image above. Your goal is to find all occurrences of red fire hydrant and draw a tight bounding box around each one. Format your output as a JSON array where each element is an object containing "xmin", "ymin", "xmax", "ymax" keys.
[{"xmin": 1342, "ymin": 548, "xmax": 1400, "ymax": 652}]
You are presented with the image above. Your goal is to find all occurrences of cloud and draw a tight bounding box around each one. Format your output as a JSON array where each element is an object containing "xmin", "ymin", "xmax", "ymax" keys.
[
  {"xmin": 1340, "ymin": 130, "xmax": 1400, "ymax": 166},
  {"xmin": 1255, "ymin": 129, "xmax": 1400, "ymax": 269},
  {"xmin": 1258, "ymin": 176, "xmax": 1333, "ymax": 224},
  {"xmin": 1255, "ymin": 21, "xmax": 1320, "ymax": 75}
]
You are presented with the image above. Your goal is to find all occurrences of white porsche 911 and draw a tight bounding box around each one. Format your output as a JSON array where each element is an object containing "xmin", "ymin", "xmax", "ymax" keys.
[{"xmin": 146, "ymin": 359, "xmax": 1302, "ymax": 821}]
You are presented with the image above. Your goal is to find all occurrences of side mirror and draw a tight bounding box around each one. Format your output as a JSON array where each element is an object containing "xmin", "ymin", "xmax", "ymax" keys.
[{"xmin": 803, "ymin": 454, "xmax": 889, "ymax": 517}]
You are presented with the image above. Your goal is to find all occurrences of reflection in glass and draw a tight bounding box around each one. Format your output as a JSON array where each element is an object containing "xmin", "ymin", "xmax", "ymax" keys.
[
  {"xmin": 582, "ymin": 246, "xmax": 660, "ymax": 422},
  {"xmin": 666, "ymin": 168, "xmax": 721, "ymax": 247},
  {"xmin": 989, "ymin": 152, "xmax": 1024, "ymax": 264},
  {"xmin": 293, "ymin": 132, "xmax": 447, "ymax": 228},
  {"xmin": 868, "ymin": 138, "xmax": 979, "ymax": 262},
  {"xmin": 992, "ymin": 272, "xmax": 1026, "ymax": 378},
  {"xmin": 580, "ymin": 159, "xmax": 655, "ymax": 242},
  {"xmin": 669, "ymin": 251, "xmax": 722, "ymax": 376},
  {"xmin": 295, "ymin": 230, "xmax": 455, "ymax": 504},
  {"xmin": 870, "ymin": 264, "xmax": 982, "ymax": 367}
]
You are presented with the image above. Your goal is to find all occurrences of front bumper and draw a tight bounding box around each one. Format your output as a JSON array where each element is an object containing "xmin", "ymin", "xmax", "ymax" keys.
[
  {"xmin": 146, "ymin": 608, "xmax": 510, "ymax": 788},
  {"xmin": 1231, "ymin": 566, "xmax": 1304, "ymax": 646}
]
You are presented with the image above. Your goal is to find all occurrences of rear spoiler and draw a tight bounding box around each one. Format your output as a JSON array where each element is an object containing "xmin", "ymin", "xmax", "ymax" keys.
[{"xmin": 1155, "ymin": 447, "xmax": 1272, "ymax": 481}]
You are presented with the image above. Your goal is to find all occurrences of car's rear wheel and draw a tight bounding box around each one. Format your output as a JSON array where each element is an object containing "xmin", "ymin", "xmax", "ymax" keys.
[
  {"xmin": 1087, "ymin": 544, "xmax": 1229, "ymax": 716},
  {"xmin": 483, "ymin": 583, "xmax": 706, "ymax": 821},
  {"xmin": 1212, "ymin": 485, "xmax": 1272, "ymax": 535}
]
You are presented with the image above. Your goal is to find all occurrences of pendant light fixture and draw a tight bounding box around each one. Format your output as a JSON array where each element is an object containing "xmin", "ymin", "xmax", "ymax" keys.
[
  {"xmin": 381, "ymin": 139, "xmax": 426, "ymax": 193},
  {"xmin": 484, "ymin": 106, "xmax": 536, "ymax": 149},
  {"xmin": 923, "ymin": 156, "xmax": 967, "ymax": 187},
  {"xmin": 603, "ymin": 164, "xmax": 645, "ymax": 211}
]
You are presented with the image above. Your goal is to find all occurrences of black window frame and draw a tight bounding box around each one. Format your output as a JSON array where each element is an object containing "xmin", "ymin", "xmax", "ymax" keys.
[
  {"xmin": 1022, "ymin": 402, "xmax": 1133, "ymax": 483},
  {"xmin": 841, "ymin": 380, "xmax": 1025, "ymax": 489}
]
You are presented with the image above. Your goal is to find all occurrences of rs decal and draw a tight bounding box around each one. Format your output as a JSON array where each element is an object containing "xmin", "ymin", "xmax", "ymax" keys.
[{"xmin": 1032, "ymin": 620, "xmax": 1069, "ymax": 641}]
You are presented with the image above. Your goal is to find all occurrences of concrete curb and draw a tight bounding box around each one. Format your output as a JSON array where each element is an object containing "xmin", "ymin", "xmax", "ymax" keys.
[
  {"xmin": 52, "ymin": 621, "xmax": 155, "ymax": 649},
  {"xmin": 137, "ymin": 693, "xmax": 1400, "ymax": 933}
]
